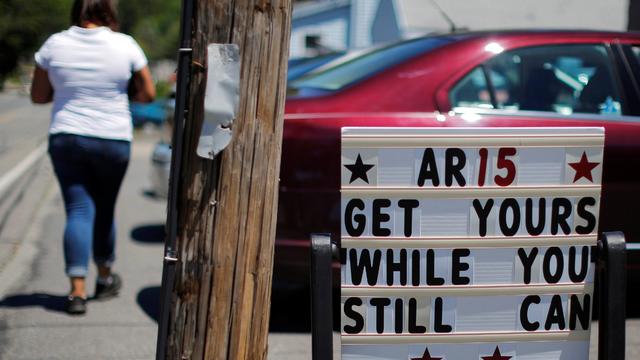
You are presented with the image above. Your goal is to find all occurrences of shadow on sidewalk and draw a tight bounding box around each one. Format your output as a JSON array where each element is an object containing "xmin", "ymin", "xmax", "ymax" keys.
[
  {"xmin": 0, "ymin": 293, "xmax": 68, "ymax": 314},
  {"xmin": 131, "ymin": 224, "xmax": 165, "ymax": 243},
  {"xmin": 137, "ymin": 286, "xmax": 160, "ymax": 322}
]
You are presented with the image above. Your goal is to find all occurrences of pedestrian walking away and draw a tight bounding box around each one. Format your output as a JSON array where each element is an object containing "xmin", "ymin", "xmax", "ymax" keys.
[{"xmin": 30, "ymin": 0, "xmax": 156, "ymax": 315}]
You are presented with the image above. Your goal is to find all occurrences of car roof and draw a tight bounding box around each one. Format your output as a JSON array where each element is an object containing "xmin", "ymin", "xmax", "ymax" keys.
[{"xmin": 425, "ymin": 29, "xmax": 640, "ymax": 42}]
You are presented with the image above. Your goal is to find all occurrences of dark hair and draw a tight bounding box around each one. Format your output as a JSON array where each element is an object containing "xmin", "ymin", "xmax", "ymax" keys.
[{"xmin": 71, "ymin": 0, "xmax": 119, "ymax": 30}]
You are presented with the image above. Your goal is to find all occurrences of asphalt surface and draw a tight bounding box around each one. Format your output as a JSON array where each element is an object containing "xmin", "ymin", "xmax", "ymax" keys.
[
  {"xmin": 0, "ymin": 91, "xmax": 328, "ymax": 359},
  {"xmin": 0, "ymin": 92, "xmax": 49, "ymax": 176},
  {"xmin": 0, "ymin": 128, "xmax": 335, "ymax": 359},
  {"xmin": 0, "ymin": 133, "xmax": 165, "ymax": 359},
  {"xmin": 0, "ymin": 91, "xmax": 637, "ymax": 359}
]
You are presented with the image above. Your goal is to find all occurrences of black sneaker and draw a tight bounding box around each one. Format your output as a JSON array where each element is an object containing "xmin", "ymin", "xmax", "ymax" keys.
[
  {"xmin": 94, "ymin": 273, "xmax": 122, "ymax": 300},
  {"xmin": 67, "ymin": 296, "xmax": 87, "ymax": 315}
]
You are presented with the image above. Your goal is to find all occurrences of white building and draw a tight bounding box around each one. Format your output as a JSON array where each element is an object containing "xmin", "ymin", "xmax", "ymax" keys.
[{"xmin": 290, "ymin": 0, "xmax": 629, "ymax": 58}]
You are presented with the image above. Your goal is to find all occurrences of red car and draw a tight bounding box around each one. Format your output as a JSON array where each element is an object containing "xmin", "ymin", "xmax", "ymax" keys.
[{"xmin": 274, "ymin": 30, "xmax": 640, "ymax": 287}]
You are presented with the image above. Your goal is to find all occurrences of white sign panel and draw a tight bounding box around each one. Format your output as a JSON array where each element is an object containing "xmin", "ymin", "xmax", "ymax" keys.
[{"xmin": 340, "ymin": 127, "xmax": 604, "ymax": 360}]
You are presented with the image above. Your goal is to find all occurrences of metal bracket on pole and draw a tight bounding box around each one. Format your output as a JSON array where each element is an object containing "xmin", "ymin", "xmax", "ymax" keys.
[
  {"xmin": 311, "ymin": 233, "xmax": 334, "ymax": 360},
  {"xmin": 163, "ymin": 248, "xmax": 178, "ymax": 263},
  {"xmin": 597, "ymin": 231, "xmax": 626, "ymax": 360}
]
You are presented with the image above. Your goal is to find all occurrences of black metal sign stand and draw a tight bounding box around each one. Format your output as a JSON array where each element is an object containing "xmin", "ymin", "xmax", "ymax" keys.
[
  {"xmin": 597, "ymin": 232, "xmax": 626, "ymax": 360},
  {"xmin": 310, "ymin": 234, "xmax": 335, "ymax": 360},
  {"xmin": 311, "ymin": 232, "xmax": 628, "ymax": 360}
]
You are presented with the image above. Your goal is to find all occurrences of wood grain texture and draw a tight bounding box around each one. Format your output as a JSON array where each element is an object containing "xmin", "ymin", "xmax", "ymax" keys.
[{"xmin": 164, "ymin": 0, "xmax": 292, "ymax": 359}]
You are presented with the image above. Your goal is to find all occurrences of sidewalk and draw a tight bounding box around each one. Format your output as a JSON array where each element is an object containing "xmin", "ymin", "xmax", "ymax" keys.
[
  {"xmin": 2, "ymin": 130, "xmax": 634, "ymax": 359},
  {"xmin": 0, "ymin": 131, "xmax": 330, "ymax": 360},
  {"xmin": 0, "ymin": 134, "xmax": 165, "ymax": 359}
]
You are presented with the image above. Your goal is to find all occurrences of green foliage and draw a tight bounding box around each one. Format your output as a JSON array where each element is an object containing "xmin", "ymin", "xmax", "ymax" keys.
[
  {"xmin": 119, "ymin": 0, "xmax": 180, "ymax": 61},
  {"xmin": 0, "ymin": 0, "xmax": 73, "ymax": 79},
  {"xmin": 0, "ymin": 0, "xmax": 180, "ymax": 81},
  {"xmin": 155, "ymin": 79, "xmax": 173, "ymax": 98}
]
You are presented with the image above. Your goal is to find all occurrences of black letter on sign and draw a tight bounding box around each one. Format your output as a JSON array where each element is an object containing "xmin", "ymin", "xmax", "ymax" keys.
[
  {"xmin": 445, "ymin": 148, "xmax": 467, "ymax": 187},
  {"xmin": 395, "ymin": 298, "xmax": 403, "ymax": 334},
  {"xmin": 543, "ymin": 247, "xmax": 564, "ymax": 284},
  {"xmin": 372, "ymin": 199, "xmax": 392, "ymax": 236},
  {"xmin": 570, "ymin": 294, "xmax": 591, "ymax": 330},
  {"xmin": 473, "ymin": 199, "xmax": 494, "ymax": 237},
  {"xmin": 569, "ymin": 246, "xmax": 589, "ymax": 283},
  {"xmin": 499, "ymin": 198, "xmax": 521, "ymax": 236},
  {"xmin": 433, "ymin": 297, "xmax": 452, "ymax": 333},
  {"xmin": 551, "ymin": 198, "xmax": 572, "ymax": 235},
  {"xmin": 343, "ymin": 297, "xmax": 364, "ymax": 334},
  {"xmin": 408, "ymin": 298, "xmax": 427, "ymax": 333},
  {"xmin": 370, "ymin": 298, "xmax": 391, "ymax": 334},
  {"xmin": 426, "ymin": 249, "xmax": 445, "ymax": 285},
  {"xmin": 545, "ymin": 295, "xmax": 566, "ymax": 330},
  {"xmin": 411, "ymin": 250, "xmax": 421, "ymax": 286},
  {"xmin": 345, "ymin": 199, "xmax": 366, "ymax": 237},
  {"xmin": 576, "ymin": 197, "xmax": 597, "ymax": 234},
  {"xmin": 517, "ymin": 247, "xmax": 539, "ymax": 284},
  {"xmin": 451, "ymin": 248, "xmax": 471, "ymax": 285},
  {"xmin": 417, "ymin": 148, "xmax": 439, "ymax": 187},
  {"xmin": 525, "ymin": 198, "xmax": 546, "ymax": 236},
  {"xmin": 386, "ymin": 249, "xmax": 408, "ymax": 286},
  {"xmin": 349, "ymin": 249, "xmax": 382, "ymax": 286},
  {"xmin": 520, "ymin": 295, "xmax": 541, "ymax": 331},
  {"xmin": 398, "ymin": 199, "xmax": 419, "ymax": 237}
]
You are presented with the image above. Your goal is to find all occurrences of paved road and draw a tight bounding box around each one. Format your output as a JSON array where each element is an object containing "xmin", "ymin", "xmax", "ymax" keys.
[
  {"xmin": 0, "ymin": 124, "xmax": 329, "ymax": 359},
  {"xmin": 0, "ymin": 92, "xmax": 50, "ymax": 176},
  {"xmin": 0, "ymin": 92, "xmax": 323, "ymax": 358},
  {"xmin": 0, "ymin": 92, "xmax": 53, "ymax": 295},
  {"xmin": 0, "ymin": 92, "xmax": 637, "ymax": 359},
  {"xmin": 0, "ymin": 133, "xmax": 165, "ymax": 359}
]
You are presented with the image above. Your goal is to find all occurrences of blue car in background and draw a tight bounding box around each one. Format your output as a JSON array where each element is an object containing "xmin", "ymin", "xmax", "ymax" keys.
[
  {"xmin": 287, "ymin": 52, "xmax": 345, "ymax": 81},
  {"xmin": 130, "ymin": 100, "xmax": 167, "ymax": 127}
]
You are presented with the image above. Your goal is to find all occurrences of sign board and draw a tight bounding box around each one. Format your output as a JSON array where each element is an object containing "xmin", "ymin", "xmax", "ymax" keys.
[{"xmin": 340, "ymin": 127, "xmax": 603, "ymax": 360}]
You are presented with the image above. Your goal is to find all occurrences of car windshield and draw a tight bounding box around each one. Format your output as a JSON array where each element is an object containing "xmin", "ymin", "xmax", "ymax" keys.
[{"xmin": 288, "ymin": 37, "xmax": 454, "ymax": 92}]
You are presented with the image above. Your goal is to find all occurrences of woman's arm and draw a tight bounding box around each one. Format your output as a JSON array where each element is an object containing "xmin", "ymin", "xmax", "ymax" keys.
[
  {"xmin": 129, "ymin": 66, "xmax": 156, "ymax": 103},
  {"xmin": 30, "ymin": 65, "xmax": 53, "ymax": 104}
]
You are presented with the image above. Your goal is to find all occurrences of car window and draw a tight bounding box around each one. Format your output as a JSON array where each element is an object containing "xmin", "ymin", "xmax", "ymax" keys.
[
  {"xmin": 450, "ymin": 44, "xmax": 625, "ymax": 116},
  {"xmin": 629, "ymin": 46, "xmax": 640, "ymax": 84},
  {"xmin": 632, "ymin": 46, "xmax": 640, "ymax": 62},
  {"xmin": 449, "ymin": 67, "xmax": 493, "ymax": 109},
  {"xmin": 289, "ymin": 37, "xmax": 453, "ymax": 92}
]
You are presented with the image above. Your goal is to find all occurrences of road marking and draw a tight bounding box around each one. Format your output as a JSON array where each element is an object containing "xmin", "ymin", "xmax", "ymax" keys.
[{"xmin": 0, "ymin": 143, "xmax": 47, "ymax": 200}]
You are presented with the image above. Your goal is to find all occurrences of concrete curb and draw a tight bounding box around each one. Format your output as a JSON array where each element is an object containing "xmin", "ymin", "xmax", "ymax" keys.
[
  {"xmin": 0, "ymin": 143, "xmax": 51, "ymax": 298},
  {"xmin": 0, "ymin": 183, "xmax": 55, "ymax": 298},
  {"xmin": 0, "ymin": 143, "xmax": 47, "ymax": 200}
]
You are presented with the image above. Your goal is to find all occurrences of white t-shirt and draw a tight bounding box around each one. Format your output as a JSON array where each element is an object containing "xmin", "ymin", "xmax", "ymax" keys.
[{"xmin": 35, "ymin": 26, "xmax": 148, "ymax": 141}]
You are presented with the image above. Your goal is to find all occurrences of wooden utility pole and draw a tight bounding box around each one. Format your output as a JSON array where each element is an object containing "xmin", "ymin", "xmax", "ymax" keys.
[{"xmin": 156, "ymin": 0, "xmax": 292, "ymax": 359}]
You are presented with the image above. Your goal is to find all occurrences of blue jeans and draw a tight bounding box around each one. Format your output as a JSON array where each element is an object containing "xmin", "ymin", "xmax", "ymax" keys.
[{"xmin": 48, "ymin": 134, "xmax": 130, "ymax": 277}]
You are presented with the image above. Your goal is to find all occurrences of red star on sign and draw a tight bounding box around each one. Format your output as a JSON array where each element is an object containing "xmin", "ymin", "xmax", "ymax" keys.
[
  {"xmin": 481, "ymin": 346, "xmax": 512, "ymax": 360},
  {"xmin": 568, "ymin": 151, "xmax": 599, "ymax": 183},
  {"xmin": 411, "ymin": 347, "xmax": 442, "ymax": 360}
]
